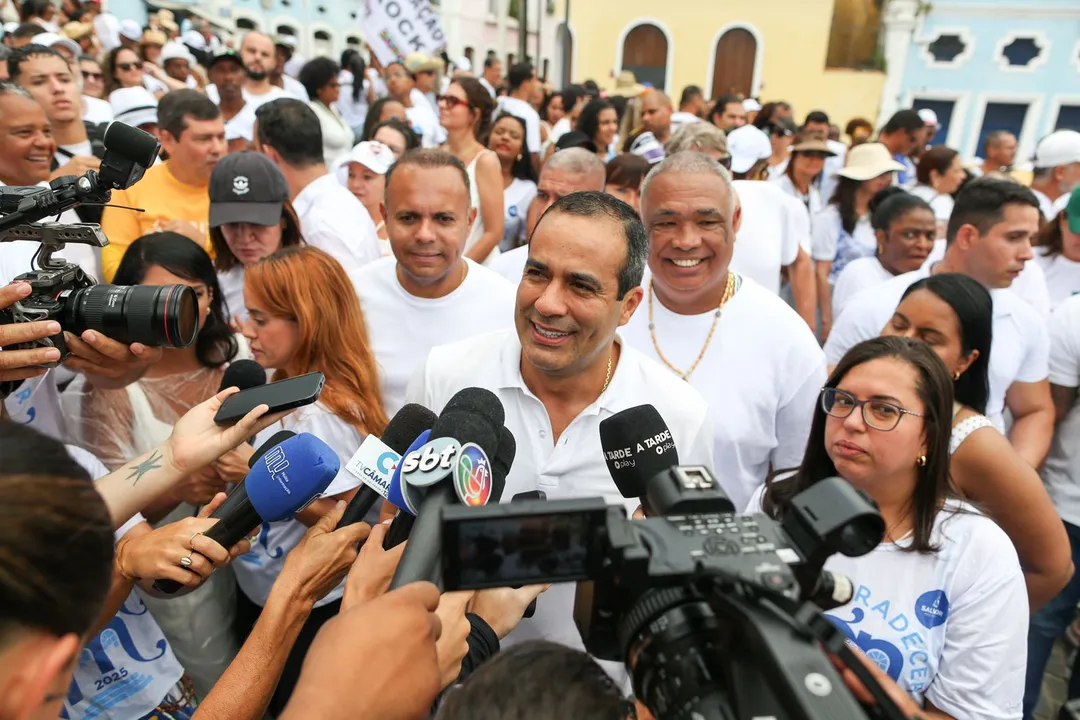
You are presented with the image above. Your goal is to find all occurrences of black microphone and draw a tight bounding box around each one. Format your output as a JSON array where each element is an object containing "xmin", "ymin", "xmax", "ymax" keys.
[
  {"xmin": 339, "ymin": 404, "xmax": 439, "ymax": 527},
  {"xmin": 247, "ymin": 430, "xmax": 295, "ymax": 469},
  {"xmin": 389, "ymin": 388, "xmax": 507, "ymax": 588},
  {"xmin": 598, "ymin": 404, "xmax": 680, "ymax": 515},
  {"xmin": 220, "ymin": 359, "xmax": 267, "ymax": 394}
]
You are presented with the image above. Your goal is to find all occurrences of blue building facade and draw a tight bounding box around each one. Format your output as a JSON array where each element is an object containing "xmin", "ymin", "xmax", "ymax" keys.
[{"xmin": 886, "ymin": 0, "xmax": 1080, "ymax": 163}]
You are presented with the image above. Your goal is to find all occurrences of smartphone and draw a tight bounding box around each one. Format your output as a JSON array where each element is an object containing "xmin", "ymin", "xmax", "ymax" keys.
[
  {"xmin": 441, "ymin": 498, "xmax": 610, "ymax": 591},
  {"xmin": 213, "ymin": 372, "xmax": 325, "ymax": 426}
]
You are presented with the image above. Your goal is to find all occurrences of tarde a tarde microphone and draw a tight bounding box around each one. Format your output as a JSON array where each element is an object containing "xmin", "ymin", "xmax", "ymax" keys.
[
  {"xmin": 388, "ymin": 388, "xmax": 510, "ymax": 589},
  {"xmin": 338, "ymin": 403, "xmax": 439, "ymax": 527},
  {"xmin": 153, "ymin": 432, "xmax": 340, "ymax": 593}
]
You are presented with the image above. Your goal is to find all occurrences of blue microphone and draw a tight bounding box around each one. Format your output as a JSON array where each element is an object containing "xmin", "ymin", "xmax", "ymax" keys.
[{"xmin": 153, "ymin": 432, "xmax": 339, "ymax": 593}]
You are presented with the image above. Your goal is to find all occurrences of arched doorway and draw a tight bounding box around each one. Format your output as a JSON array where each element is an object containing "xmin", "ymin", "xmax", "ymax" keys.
[
  {"xmin": 312, "ymin": 29, "xmax": 332, "ymax": 57},
  {"xmin": 621, "ymin": 23, "xmax": 667, "ymax": 90},
  {"xmin": 711, "ymin": 28, "xmax": 757, "ymax": 98}
]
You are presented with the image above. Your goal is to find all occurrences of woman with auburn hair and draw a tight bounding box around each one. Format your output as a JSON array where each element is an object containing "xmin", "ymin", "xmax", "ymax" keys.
[{"xmin": 234, "ymin": 245, "xmax": 387, "ymax": 713}]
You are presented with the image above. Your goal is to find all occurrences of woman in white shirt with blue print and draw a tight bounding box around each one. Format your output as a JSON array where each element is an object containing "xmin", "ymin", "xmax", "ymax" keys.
[
  {"xmin": 757, "ymin": 336, "xmax": 1028, "ymax": 719},
  {"xmin": 235, "ymin": 245, "xmax": 389, "ymax": 714},
  {"xmin": 488, "ymin": 112, "xmax": 538, "ymax": 252}
]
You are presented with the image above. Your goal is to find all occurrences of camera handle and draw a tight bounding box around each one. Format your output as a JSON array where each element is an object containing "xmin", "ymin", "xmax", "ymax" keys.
[{"xmin": 0, "ymin": 173, "xmax": 109, "ymax": 235}]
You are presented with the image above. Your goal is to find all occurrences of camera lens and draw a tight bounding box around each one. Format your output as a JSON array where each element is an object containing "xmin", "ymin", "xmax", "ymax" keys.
[{"xmin": 61, "ymin": 284, "xmax": 198, "ymax": 348}]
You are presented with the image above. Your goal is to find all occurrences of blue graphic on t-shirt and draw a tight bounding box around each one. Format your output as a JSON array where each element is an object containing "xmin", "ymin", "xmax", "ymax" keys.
[
  {"xmin": 11, "ymin": 383, "xmax": 35, "ymax": 424},
  {"xmin": 237, "ymin": 521, "xmax": 286, "ymax": 567},
  {"xmin": 828, "ymin": 607, "xmax": 905, "ymax": 681},
  {"xmin": 915, "ymin": 589, "xmax": 950, "ymax": 629},
  {"xmin": 508, "ymin": 206, "xmax": 518, "ymax": 217}
]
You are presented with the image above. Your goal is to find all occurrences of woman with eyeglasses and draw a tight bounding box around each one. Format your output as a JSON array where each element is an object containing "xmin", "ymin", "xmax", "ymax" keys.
[
  {"xmin": 299, "ymin": 57, "xmax": 353, "ymax": 167},
  {"xmin": 879, "ymin": 273, "xmax": 1071, "ymax": 613},
  {"xmin": 773, "ymin": 137, "xmax": 835, "ymax": 222},
  {"xmin": 439, "ymin": 76, "xmax": 504, "ymax": 264},
  {"xmin": 104, "ymin": 46, "xmax": 166, "ymax": 102},
  {"xmin": 79, "ymin": 54, "xmax": 106, "ymax": 99},
  {"xmin": 831, "ymin": 188, "xmax": 937, "ymax": 319},
  {"xmin": 765, "ymin": 116, "xmax": 797, "ymax": 180},
  {"xmin": 757, "ymin": 335, "xmax": 1027, "ymax": 719}
]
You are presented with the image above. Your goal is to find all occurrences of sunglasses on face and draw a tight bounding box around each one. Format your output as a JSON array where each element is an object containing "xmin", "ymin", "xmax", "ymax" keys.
[
  {"xmin": 82, "ymin": 70, "xmax": 103, "ymax": 81},
  {"xmin": 437, "ymin": 95, "xmax": 470, "ymax": 110},
  {"xmin": 117, "ymin": 61, "xmax": 143, "ymax": 71}
]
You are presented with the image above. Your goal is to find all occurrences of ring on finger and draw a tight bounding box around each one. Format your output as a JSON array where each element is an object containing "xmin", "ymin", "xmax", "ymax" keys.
[
  {"xmin": 188, "ymin": 532, "xmax": 203, "ymax": 551},
  {"xmin": 180, "ymin": 552, "xmax": 193, "ymax": 568}
]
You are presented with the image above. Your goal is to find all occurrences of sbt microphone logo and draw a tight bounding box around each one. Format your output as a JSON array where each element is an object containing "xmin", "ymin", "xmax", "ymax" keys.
[
  {"xmin": 454, "ymin": 443, "xmax": 492, "ymax": 506},
  {"xmin": 401, "ymin": 437, "xmax": 462, "ymax": 488}
]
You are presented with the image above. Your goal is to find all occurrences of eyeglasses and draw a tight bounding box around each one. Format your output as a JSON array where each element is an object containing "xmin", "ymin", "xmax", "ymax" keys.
[
  {"xmin": 82, "ymin": 70, "xmax": 103, "ymax": 81},
  {"xmin": 436, "ymin": 95, "xmax": 470, "ymax": 110},
  {"xmin": 820, "ymin": 387, "xmax": 922, "ymax": 432},
  {"xmin": 117, "ymin": 61, "xmax": 143, "ymax": 71}
]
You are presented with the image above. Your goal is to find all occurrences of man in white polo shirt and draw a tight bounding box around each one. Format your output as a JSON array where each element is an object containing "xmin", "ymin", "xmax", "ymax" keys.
[
  {"xmin": 254, "ymin": 98, "xmax": 380, "ymax": 273},
  {"xmin": 825, "ymin": 176, "xmax": 1054, "ymax": 468},
  {"xmin": 351, "ymin": 149, "xmax": 515, "ymax": 416},
  {"xmin": 1029, "ymin": 130, "xmax": 1080, "ymax": 219},
  {"xmin": 490, "ymin": 148, "xmax": 606, "ymax": 283},
  {"xmin": 622, "ymin": 152, "xmax": 826, "ymax": 509},
  {"xmin": 406, "ymin": 190, "xmax": 713, "ymax": 675}
]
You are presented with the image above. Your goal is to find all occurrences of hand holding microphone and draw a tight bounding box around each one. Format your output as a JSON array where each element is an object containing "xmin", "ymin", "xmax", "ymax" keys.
[{"xmin": 341, "ymin": 520, "xmax": 407, "ymax": 612}]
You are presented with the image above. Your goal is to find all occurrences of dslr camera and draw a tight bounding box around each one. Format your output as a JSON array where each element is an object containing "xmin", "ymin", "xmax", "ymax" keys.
[
  {"xmin": 0, "ymin": 122, "xmax": 199, "ymax": 371},
  {"xmin": 441, "ymin": 467, "xmax": 909, "ymax": 720}
]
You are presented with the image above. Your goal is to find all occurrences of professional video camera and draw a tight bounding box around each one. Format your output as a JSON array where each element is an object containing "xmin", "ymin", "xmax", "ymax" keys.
[
  {"xmin": 441, "ymin": 466, "xmax": 910, "ymax": 720},
  {"xmin": 0, "ymin": 122, "xmax": 199, "ymax": 376}
]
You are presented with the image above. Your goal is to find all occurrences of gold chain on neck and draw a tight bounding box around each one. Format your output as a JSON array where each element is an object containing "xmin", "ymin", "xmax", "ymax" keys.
[{"xmin": 647, "ymin": 272, "xmax": 736, "ymax": 381}]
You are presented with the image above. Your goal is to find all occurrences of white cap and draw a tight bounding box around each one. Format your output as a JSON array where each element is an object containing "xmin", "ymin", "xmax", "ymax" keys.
[
  {"xmin": 1035, "ymin": 130, "xmax": 1080, "ymax": 169},
  {"xmin": 3, "ymin": 22, "xmax": 20, "ymax": 35},
  {"xmin": 453, "ymin": 56, "xmax": 471, "ymax": 73},
  {"xmin": 629, "ymin": 131, "xmax": 665, "ymax": 164},
  {"xmin": 119, "ymin": 19, "xmax": 142, "ymax": 42},
  {"xmin": 333, "ymin": 141, "xmax": 397, "ymax": 184},
  {"xmin": 726, "ymin": 125, "xmax": 772, "ymax": 174},
  {"xmin": 918, "ymin": 108, "xmax": 940, "ymax": 129},
  {"xmin": 160, "ymin": 41, "xmax": 192, "ymax": 64},
  {"xmin": 32, "ymin": 32, "xmax": 80, "ymax": 58},
  {"xmin": 110, "ymin": 86, "xmax": 159, "ymax": 128},
  {"xmin": 742, "ymin": 98, "xmax": 762, "ymax": 113},
  {"xmin": 182, "ymin": 29, "xmax": 206, "ymax": 51}
]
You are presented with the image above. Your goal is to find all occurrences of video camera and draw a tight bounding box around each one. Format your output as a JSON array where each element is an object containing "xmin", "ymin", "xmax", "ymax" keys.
[
  {"xmin": 0, "ymin": 122, "xmax": 199, "ymax": 381},
  {"xmin": 441, "ymin": 466, "xmax": 910, "ymax": 720}
]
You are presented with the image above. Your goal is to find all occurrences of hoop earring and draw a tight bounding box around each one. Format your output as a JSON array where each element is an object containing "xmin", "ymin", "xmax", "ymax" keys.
[{"xmin": 916, "ymin": 455, "xmax": 927, "ymax": 467}]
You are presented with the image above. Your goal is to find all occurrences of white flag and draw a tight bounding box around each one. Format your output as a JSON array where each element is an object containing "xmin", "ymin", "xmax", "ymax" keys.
[{"xmin": 363, "ymin": 0, "xmax": 447, "ymax": 67}]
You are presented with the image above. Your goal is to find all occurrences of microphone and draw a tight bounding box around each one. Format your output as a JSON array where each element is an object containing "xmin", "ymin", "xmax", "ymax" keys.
[
  {"xmin": 598, "ymin": 404, "xmax": 680, "ymax": 514},
  {"xmin": 153, "ymin": 432, "xmax": 340, "ymax": 593},
  {"xmin": 220, "ymin": 359, "xmax": 267, "ymax": 394},
  {"xmin": 248, "ymin": 430, "xmax": 295, "ymax": 468},
  {"xmin": 339, "ymin": 404, "xmax": 439, "ymax": 527},
  {"xmin": 389, "ymin": 388, "xmax": 506, "ymax": 588}
]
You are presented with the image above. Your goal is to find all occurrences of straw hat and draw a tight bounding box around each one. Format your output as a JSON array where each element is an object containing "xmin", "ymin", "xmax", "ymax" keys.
[
  {"xmin": 608, "ymin": 70, "xmax": 646, "ymax": 98},
  {"xmin": 139, "ymin": 29, "xmax": 167, "ymax": 47},
  {"xmin": 838, "ymin": 142, "xmax": 905, "ymax": 181},
  {"xmin": 790, "ymin": 138, "xmax": 837, "ymax": 156}
]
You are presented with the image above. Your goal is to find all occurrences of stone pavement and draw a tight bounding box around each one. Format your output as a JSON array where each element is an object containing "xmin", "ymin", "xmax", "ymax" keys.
[{"xmin": 1037, "ymin": 636, "xmax": 1073, "ymax": 720}]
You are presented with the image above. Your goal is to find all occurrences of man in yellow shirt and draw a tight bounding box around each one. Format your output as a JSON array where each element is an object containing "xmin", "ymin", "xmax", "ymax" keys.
[{"xmin": 100, "ymin": 89, "xmax": 226, "ymax": 280}]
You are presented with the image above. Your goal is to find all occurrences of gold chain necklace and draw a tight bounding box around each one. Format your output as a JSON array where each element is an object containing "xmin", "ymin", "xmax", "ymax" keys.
[
  {"xmin": 600, "ymin": 352, "xmax": 613, "ymax": 394},
  {"xmin": 648, "ymin": 272, "xmax": 736, "ymax": 381}
]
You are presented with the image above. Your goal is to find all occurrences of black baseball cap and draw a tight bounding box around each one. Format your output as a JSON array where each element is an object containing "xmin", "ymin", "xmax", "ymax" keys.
[
  {"xmin": 208, "ymin": 49, "xmax": 243, "ymax": 70},
  {"xmin": 209, "ymin": 152, "xmax": 289, "ymax": 228}
]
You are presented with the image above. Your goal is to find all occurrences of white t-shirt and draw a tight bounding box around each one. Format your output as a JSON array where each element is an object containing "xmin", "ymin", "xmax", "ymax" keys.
[
  {"xmin": 669, "ymin": 111, "xmax": 701, "ymax": 135},
  {"xmin": 748, "ymin": 489, "xmax": 1026, "ymax": 718},
  {"xmin": 622, "ymin": 275, "xmax": 826, "ymax": 509},
  {"xmin": 923, "ymin": 241, "xmax": 1051, "ymax": 320},
  {"xmin": 406, "ymin": 328, "xmax": 714, "ymax": 683},
  {"xmin": 207, "ymin": 84, "xmax": 293, "ymax": 112},
  {"xmin": 337, "ymin": 70, "xmax": 369, "ymax": 130},
  {"xmin": 1032, "ymin": 188, "xmax": 1054, "ymax": 219},
  {"xmin": 812, "ymin": 204, "xmax": 876, "ymax": 283},
  {"xmin": 819, "ymin": 139, "xmax": 847, "ymax": 206},
  {"xmin": 501, "ymin": 178, "xmax": 537, "ymax": 251},
  {"xmin": 1042, "ymin": 294, "xmax": 1080, "ymax": 526},
  {"xmin": 832, "ymin": 256, "xmax": 893, "ymax": 319},
  {"xmin": 825, "ymin": 268, "xmax": 1050, "ymax": 430},
  {"xmin": 405, "ymin": 93, "xmax": 445, "ymax": 149},
  {"xmin": 497, "ymin": 96, "xmax": 542, "ymax": 154},
  {"xmin": 909, "ymin": 184, "xmax": 955, "ymax": 223},
  {"xmin": 730, "ymin": 180, "xmax": 805, "ymax": 294},
  {"xmin": 292, "ymin": 173, "xmax": 381, "ymax": 273},
  {"xmin": 772, "ymin": 173, "xmax": 825, "ymax": 232},
  {"xmin": 223, "ymin": 103, "xmax": 256, "ymax": 143},
  {"xmin": 1034, "ymin": 246, "xmax": 1080, "ymax": 309},
  {"xmin": 217, "ymin": 266, "xmax": 245, "ymax": 322},
  {"xmin": 350, "ymin": 257, "xmax": 516, "ymax": 416},
  {"xmin": 233, "ymin": 402, "xmax": 364, "ymax": 607},
  {"xmin": 82, "ymin": 95, "xmax": 114, "ymax": 125},
  {"xmin": 491, "ymin": 244, "xmax": 529, "ymax": 284},
  {"xmin": 281, "ymin": 74, "xmax": 307, "ymax": 101},
  {"xmin": 63, "ymin": 446, "xmax": 185, "ymax": 720}
]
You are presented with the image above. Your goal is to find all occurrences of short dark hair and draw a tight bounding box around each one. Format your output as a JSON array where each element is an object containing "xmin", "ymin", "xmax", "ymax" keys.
[
  {"xmin": 10, "ymin": 22, "xmax": 45, "ymax": 40},
  {"xmin": 804, "ymin": 110, "xmax": 830, "ymax": 127},
  {"xmin": 712, "ymin": 93, "xmax": 741, "ymax": 116},
  {"xmin": 436, "ymin": 641, "xmax": 630, "ymax": 720},
  {"xmin": 605, "ymin": 152, "xmax": 650, "ymax": 191},
  {"xmin": 577, "ymin": 99, "xmax": 613, "ymax": 145},
  {"xmin": 158, "ymin": 88, "xmax": 221, "ymax": 141},
  {"xmin": 297, "ymin": 56, "xmax": 339, "ymax": 102},
  {"xmin": 882, "ymin": 109, "xmax": 924, "ymax": 135},
  {"xmin": 507, "ymin": 62, "xmax": 534, "ymax": 91},
  {"xmin": 946, "ymin": 176, "xmax": 1040, "ymax": 244},
  {"xmin": 538, "ymin": 189, "xmax": 646, "ymax": 299},
  {"xmin": 7, "ymin": 44, "xmax": 66, "ymax": 82},
  {"xmin": 255, "ymin": 97, "xmax": 323, "ymax": 168},
  {"xmin": 679, "ymin": 84, "xmax": 703, "ymax": 107},
  {"xmin": 915, "ymin": 145, "xmax": 959, "ymax": 186},
  {"xmin": 492, "ymin": 112, "xmax": 537, "ymax": 183},
  {"xmin": 483, "ymin": 55, "xmax": 501, "ymax": 70},
  {"xmin": 867, "ymin": 186, "xmax": 933, "ymax": 236},
  {"xmin": 367, "ymin": 117, "xmax": 421, "ymax": 152},
  {"xmin": 384, "ymin": 148, "xmax": 471, "ymax": 205}
]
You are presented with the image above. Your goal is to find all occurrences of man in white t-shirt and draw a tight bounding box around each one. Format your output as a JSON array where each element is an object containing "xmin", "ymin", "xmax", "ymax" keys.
[
  {"xmin": 669, "ymin": 85, "xmax": 704, "ymax": 134},
  {"xmin": 479, "ymin": 56, "xmax": 502, "ymax": 98},
  {"xmin": 406, "ymin": 189, "xmax": 713, "ymax": 682},
  {"xmin": 622, "ymin": 152, "xmax": 825, "ymax": 509},
  {"xmin": 254, "ymin": 98, "xmax": 380, "ymax": 273},
  {"xmin": 825, "ymin": 177, "xmax": 1054, "ymax": 468},
  {"xmin": 271, "ymin": 36, "xmax": 308, "ymax": 100},
  {"xmin": 350, "ymin": 149, "xmax": 516, "ymax": 415},
  {"xmin": 496, "ymin": 62, "xmax": 542, "ymax": 168},
  {"xmin": 236, "ymin": 31, "xmax": 293, "ymax": 112},
  {"xmin": 384, "ymin": 59, "xmax": 444, "ymax": 149},
  {"xmin": 1029, "ymin": 130, "xmax": 1080, "ymax": 219},
  {"xmin": 1025, "ymin": 292, "xmax": 1080, "ymax": 716},
  {"xmin": 491, "ymin": 148, "xmax": 606, "ymax": 284}
]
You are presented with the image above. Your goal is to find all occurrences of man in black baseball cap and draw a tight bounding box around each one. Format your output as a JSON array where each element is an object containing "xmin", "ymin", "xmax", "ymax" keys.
[{"xmin": 208, "ymin": 50, "xmax": 254, "ymax": 151}]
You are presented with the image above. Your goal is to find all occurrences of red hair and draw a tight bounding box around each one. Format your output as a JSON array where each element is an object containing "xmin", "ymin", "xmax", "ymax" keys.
[{"xmin": 244, "ymin": 246, "xmax": 388, "ymax": 437}]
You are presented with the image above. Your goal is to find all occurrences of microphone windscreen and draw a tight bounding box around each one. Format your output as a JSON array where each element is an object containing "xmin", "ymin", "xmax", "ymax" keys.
[
  {"xmin": 382, "ymin": 404, "xmax": 438, "ymax": 455},
  {"xmin": 103, "ymin": 121, "xmax": 161, "ymax": 169},
  {"xmin": 432, "ymin": 410, "xmax": 500, "ymax": 459},
  {"xmin": 441, "ymin": 387, "xmax": 505, "ymax": 429},
  {"xmin": 598, "ymin": 405, "xmax": 679, "ymax": 499},
  {"xmin": 248, "ymin": 430, "xmax": 295, "ymax": 469},
  {"xmin": 491, "ymin": 426, "xmax": 516, "ymax": 503},
  {"xmin": 386, "ymin": 429, "xmax": 430, "ymax": 514},
  {"xmin": 220, "ymin": 359, "xmax": 268, "ymax": 394},
  {"xmin": 246, "ymin": 433, "xmax": 340, "ymax": 521}
]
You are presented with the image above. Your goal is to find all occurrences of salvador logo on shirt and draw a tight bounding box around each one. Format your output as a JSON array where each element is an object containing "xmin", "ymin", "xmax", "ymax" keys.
[{"xmin": 826, "ymin": 582, "xmax": 950, "ymax": 696}]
